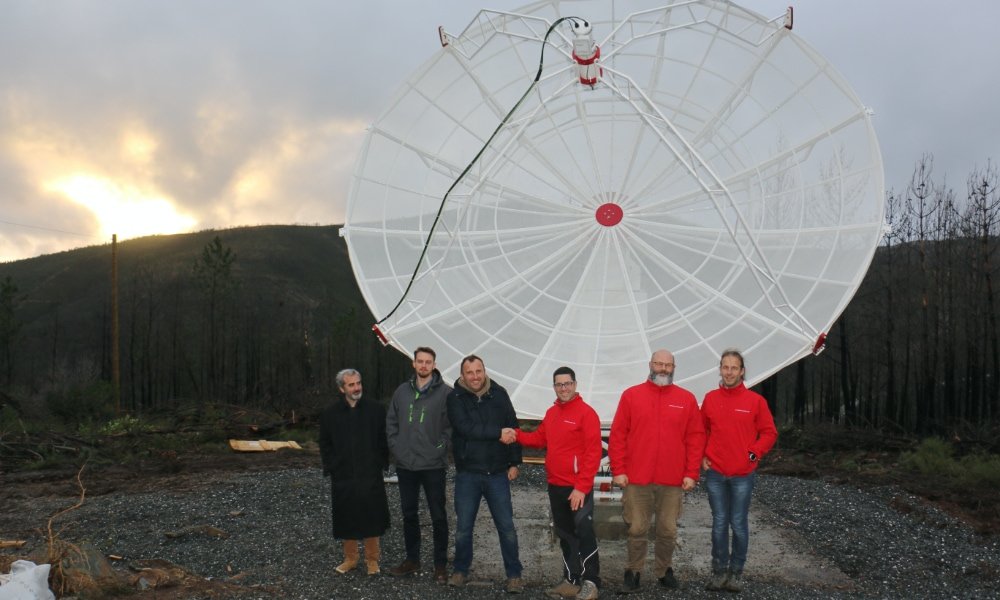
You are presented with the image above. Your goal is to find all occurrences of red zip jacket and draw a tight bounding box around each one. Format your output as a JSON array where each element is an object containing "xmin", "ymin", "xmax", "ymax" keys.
[
  {"xmin": 608, "ymin": 380, "xmax": 705, "ymax": 485},
  {"xmin": 516, "ymin": 394, "xmax": 602, "ymax": 494},
  {"xmin": 701, "ymin": 382, "xmax": 777, "ymax": 477}
]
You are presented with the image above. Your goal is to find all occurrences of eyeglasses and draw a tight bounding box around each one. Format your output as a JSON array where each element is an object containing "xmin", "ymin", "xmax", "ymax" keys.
[
  {"xmin": 553, "ymin": 381, "xmax": 576, "ymax": 388},
  {"xmin": 651, "ymin": 362, "xmax": 674, "ymax": 368}
]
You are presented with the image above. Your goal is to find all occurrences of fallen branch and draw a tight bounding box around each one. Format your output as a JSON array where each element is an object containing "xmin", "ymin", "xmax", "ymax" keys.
[{"xmin": 45, "ymin": 463, "xmax": 91, "ymax": 597}]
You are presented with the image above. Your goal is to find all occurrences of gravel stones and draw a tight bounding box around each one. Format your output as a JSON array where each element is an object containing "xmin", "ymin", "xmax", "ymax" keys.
[{"xmin": 3, "ymin": 464, "xmax": 998, "ymax": 599}]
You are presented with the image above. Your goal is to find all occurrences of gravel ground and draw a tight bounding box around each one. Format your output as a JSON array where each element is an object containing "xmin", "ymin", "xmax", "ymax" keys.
[{"xmin": 3, "ymin": 463, "xmax": 999, "ymax": 599}]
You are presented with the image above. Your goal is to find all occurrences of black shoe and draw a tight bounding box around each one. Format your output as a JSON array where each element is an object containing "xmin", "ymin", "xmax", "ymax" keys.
[
  {"xmin": 620, "ymin": 570, "xmax": 640, "ymax": 594},
  {"xmin": 658, "ymin": 567, "xmax": 679, "ymax": 589},
  {"xmin": 433, "ymin": 565, "xmax": 448, "ymax": 584},
  {"xmin": 388, "ymin": 559, "xmax": 420, "ymax": 577}
]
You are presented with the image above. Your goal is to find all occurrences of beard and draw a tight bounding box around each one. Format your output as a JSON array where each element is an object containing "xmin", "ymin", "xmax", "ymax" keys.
[
  {"xmin": 649, "ymin": 371, "xmax": 673, "ymax": 387},
  {"xmin": 348, "ymin": 391, "xmax": 362, "ymax": 401}
]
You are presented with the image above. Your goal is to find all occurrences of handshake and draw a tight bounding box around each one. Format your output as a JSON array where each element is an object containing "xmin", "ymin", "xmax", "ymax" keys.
[{"xmin": 500, "ymin": 427, "xmax": 518, "ymax": 444}]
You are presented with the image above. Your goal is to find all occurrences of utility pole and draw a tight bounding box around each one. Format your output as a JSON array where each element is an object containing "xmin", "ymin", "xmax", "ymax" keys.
[{"xmin": 112, "ymin": 234, "xmax": 120, "ymax": 414}]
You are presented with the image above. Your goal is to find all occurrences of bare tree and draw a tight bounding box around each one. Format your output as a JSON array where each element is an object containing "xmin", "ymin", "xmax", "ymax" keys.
[
  {"xmin": 906, "ymin": 155, "xmax": 939, "ymax": 433},
  {"xmin": 0, "ymin": 276, "xmax": 20, "ymax": 385},
  {"xmin": 193, "ymin": 236, "xmax": 237, "ymax": 406},
  {"xmin": 962, "ymin": 161, "xmax": 1000, "ymax": 422}
]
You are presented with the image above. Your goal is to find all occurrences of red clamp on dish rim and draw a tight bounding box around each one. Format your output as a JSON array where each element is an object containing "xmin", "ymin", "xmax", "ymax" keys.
[
  {"xmin": 372, "ymin": 324, "xmax": 389, "ymax": 346},
  {"xmin": 812, "ymin": 332, "xmax": 827, "ymax": 355}
]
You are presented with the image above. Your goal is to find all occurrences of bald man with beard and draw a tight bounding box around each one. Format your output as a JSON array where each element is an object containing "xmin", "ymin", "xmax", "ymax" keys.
[{"xmin": 608, "ymin": 350, "xmax": 705, "ymax": 594}]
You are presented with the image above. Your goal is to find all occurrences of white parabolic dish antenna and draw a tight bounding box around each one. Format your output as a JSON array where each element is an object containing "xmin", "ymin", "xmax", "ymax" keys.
[{"xmin": 342, "ymin": 0, "xmax": 884, "ymax": 422}]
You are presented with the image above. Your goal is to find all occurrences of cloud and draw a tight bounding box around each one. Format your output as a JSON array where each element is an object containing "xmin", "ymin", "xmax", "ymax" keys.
[{"xmin": 0, "ymin": 0, "xmax": 998, "ymax": 262}]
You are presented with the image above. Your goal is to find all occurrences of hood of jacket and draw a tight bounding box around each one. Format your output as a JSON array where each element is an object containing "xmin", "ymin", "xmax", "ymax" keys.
[
  {"xmin": 411, "ymin": 368, "xmax": 444, "ymax": 394},
  {"xmin": 455, "ymin": 374, "xmax": 492, "ymax": 398}
]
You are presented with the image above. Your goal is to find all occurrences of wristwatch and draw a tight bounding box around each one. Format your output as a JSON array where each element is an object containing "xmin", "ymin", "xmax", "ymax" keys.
[{"xmin": 748, "ymin": 451, "xmax": 758, "ymax": 463}]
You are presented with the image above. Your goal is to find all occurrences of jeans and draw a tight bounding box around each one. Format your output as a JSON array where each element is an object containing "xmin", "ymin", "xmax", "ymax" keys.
[
  {"xmin": 704, "ymin": 469, "xmax": 755, "ymax": 574},
  {"xmin": 453, "ymin": 470, "xmax": 522, "ymax": 578},
  {"xmin": 549, "ymin": 485, "xmax": 600, "ymax": 587},
  {"xmin": 621, "ymin": 484, "xmax": 682, "ymax": 574},
  {"xmin": 397, "ymin": 467, "xmax": 449, "ymax": 567}
]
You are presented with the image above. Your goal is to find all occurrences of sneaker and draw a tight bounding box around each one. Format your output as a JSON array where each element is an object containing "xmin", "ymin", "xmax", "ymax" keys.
[
  {"xmin": 505, "ymin": 576, "xmax": 525, "ymax": 594},
  {"xmin": 722, "ymin": 571, "xmax": 742, "ymax": 593},
  {"xmin": 620, "ymin": 570, "xmax": 640, "ymax": 593},
  {"xmin": 705, "ymin": 570, "xmax": 728, "ymax": 591},
  {"xmin": 546, "ymin": 579, "xmax": 580, "ymax": 598},
  {"xmin": 388, "ymin": 559, "xmax": 420, "ymax": 577},
  {"xmin": 448, "ymin": 572, "xmax": 468, "ymax": 587},
  {"xmin": 433, "ymin": 565, "xmax": 448, "ymax": 584},
  {"xmin": 658, "ymin": 567, "xmax": 679, "ymax": 589},
  {"xmin": 576, "ymin": 579, "xmax": 599, "ymax": 600}
]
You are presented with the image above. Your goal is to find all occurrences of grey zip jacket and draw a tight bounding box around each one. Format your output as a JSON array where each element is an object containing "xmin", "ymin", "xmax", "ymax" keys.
[{"xmin": 387, "ymin": 369, "xmax": 453, "ymax": 471}]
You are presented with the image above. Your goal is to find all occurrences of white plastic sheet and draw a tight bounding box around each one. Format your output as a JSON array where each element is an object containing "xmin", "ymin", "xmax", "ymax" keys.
[{"xmin": 0, "ymin": 560, "xmax": 56, "ymax": 600}]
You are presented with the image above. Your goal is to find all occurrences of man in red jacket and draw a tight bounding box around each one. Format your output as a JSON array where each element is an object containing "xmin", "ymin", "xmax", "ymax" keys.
[
  {"xmin": 700, "ymin": 349, "xmax": 777, "ymax": 593},
  {"xmin": 608, "ymin": 350, "xmax": 705, "ymax": 593},
  {"xmin": 505, "ymin": 366, "xmax": 603, "ymax": 600}
]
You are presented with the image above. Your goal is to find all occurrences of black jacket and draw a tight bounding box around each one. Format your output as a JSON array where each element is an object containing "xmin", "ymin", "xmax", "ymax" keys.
[
  {"xmin": 317, "ymin": 396, "xmax": 390, "ymax": 539},
  {"xmin": 318, "ymin": 397, "xmax": 389, "ymax": 480},
  {"xmin": 447, "ymin": 378, "xmax": 521, "ymax": 474}
]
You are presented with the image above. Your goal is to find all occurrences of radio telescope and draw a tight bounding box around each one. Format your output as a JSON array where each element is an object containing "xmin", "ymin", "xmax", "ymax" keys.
[{"xmin": 341, "ymin": 0, "xmax": 884, "ymax": 422}]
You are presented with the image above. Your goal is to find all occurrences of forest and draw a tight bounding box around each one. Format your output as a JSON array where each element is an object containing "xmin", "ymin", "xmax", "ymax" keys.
[
  {"xmin": 0, "ymin": 157, "xmax": 997, "ymax": 441},
  {"xmin": 761, "ymin": 157, "xmax": 999, "ymax": 438},
  {"xmin": 0, "ymin": 226, "xmax": 412, "ymax": 427}
]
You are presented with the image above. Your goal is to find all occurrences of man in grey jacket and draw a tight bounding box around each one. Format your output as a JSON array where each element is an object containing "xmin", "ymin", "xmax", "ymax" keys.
[{"xmin": 386, "ymin": 347, "xmax": 452, "ymax": 583}]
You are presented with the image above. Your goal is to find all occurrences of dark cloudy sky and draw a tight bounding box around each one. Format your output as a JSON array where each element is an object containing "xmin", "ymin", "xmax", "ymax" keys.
[{"xmin": 1, "ymin": 0, "xmax": 996, "ymax": 262}]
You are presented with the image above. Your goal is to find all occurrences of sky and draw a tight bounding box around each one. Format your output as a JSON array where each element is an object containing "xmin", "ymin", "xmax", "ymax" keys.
[{"xmin": 1, "ymin": 0, "xmax": 997, "ymax": 263}]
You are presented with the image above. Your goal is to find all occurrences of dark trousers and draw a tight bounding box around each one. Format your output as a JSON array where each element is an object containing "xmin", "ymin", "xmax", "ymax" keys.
[
  {"xmin": 397, "ymin": 467, "xmax": 449, "ymax": 567},
  {"xmin": 548, "ymin": 484, "xmax": 601, "ymax": 587}
]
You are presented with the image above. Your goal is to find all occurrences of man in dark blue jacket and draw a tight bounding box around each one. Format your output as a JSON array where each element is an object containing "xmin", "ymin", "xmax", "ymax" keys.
[{"xmin": 446, "ymin": 354, "xmax": 524, "ymax": 594}]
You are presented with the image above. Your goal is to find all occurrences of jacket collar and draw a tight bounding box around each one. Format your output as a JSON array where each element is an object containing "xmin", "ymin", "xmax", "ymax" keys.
[
  {"xmin": 719, "ymin": 381, "xmax": 748, "ymax": 395},
  {"xmin": 411, "ymin": 369, "xmax": 442, "ymax": 394},
  {"xmin": 456, "ymin": 375, "xmax": 492, "ymax": 399},
  {"xmin": 554, "ymin": 393, "xmax": 582, "ymax": 407},
  {"xmin": 642, "ymin": 379, "xmax": 675, "ymax": 392},
  {"xmin": 335, "ymin": 395, "xmax": 364, "ymax": 411}
]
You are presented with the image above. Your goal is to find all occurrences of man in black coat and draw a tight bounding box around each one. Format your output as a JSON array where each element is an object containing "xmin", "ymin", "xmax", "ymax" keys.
[
  {"xmin": 446, "ymin": 355, "xmax": 524, "ymax": 593},
  {"xmin": 319, "ymin": 368, "xmax": 390, "ymax": 576}
]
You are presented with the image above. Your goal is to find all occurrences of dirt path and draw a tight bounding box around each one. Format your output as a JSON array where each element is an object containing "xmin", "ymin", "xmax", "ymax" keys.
[{"xmin": 465, "ymin": 483, "xmax": 853, "ymax": 591}]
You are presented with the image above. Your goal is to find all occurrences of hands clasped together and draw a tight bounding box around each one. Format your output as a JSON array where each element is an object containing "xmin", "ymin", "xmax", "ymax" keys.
[
  {"xmin": 497, "ymin": 426, "xmax": 584, "ymax": 509},
  {"xmin": 500, "ymin": 427, "xmax": 517, "ymax": 444}
]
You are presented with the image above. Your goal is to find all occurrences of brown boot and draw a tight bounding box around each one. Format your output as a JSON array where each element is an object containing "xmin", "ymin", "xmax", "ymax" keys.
[
  {"xmin": 363, "ymin": 537, "xmax": 381, "ymax": 575},
  {"xmin": 335, "ymin": 540, "xmax": 359, "ymax": 574}
]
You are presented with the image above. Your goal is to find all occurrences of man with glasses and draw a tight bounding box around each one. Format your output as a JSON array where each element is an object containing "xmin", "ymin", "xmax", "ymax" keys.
[
  {"xmin": 608, "ymin": 350, "xmax": 705, "ymax": 593},
  {"xmin": 503, "ymin": 366, "xmax": 603, "ymax": 599}
]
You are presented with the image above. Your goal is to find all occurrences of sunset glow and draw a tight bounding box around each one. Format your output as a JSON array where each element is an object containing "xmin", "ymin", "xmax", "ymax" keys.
[{"xmin": 45, "ymin": 175, "xmax": 197, "ymax": 240}]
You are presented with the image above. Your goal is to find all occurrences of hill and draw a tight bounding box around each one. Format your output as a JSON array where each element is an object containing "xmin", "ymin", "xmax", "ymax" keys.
[{"xmin": 0, "ymin": 225, "xmax": 410, "ymax": 419}]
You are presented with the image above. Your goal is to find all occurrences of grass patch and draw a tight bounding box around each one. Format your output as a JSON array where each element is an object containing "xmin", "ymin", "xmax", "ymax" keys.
[{"xmin": 900, "ymin": 436, "xmax": 1000, "ymax": 491}]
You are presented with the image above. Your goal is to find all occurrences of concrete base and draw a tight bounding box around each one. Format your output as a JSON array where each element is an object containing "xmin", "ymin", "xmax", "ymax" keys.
[{"xmin": 460, "ymin": 480, "xmax": 853, "ymax": 592}]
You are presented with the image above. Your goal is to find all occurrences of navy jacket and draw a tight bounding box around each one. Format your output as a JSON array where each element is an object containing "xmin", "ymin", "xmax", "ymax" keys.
[{"xmin": 447, "ymin": 378, "xmax": 521, "ymax": 474}]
